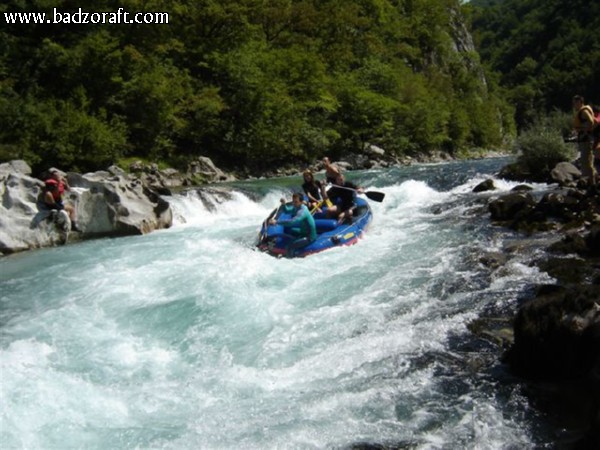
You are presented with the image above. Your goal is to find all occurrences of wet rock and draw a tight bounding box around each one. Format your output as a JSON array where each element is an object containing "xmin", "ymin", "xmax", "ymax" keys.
[
  {"xmin": 511, "ymin": 184, "xmax": 534, "ymax": 192},
  {"xmin": 479, "ymin": 251, "xmax": 508, "ymax": 269},
  {"xmin": 473, "ymin": 178, "xmax": 496, "ymax": 192},
  {"xmin": 193, "ymin": 187, "xmax": 234, "ymax": 212},
  {"xmin": 504, "ymin": 284, "xmax": 600, "ymax": 381},
  {"xmin": 548, "ymin": 231, "xmax": 589, "ymax": 255},
  {"xmin": 491, "ymin": 159, "xmax": 600, "ymax": 447},
  {"xmin": 347, "ymin": 441, "xmax": 419, "ymax": 450},
  {"xmin": 468, "ymin": 317, "xmax": 514, "ymax": 348},
  {"xmin": 536, "ymin": 191, "xmax": 581, "ymax": 222},
  {"xmin": 497, "ymin": 161, "xmax": 534, "ymax": 182},
  {"xmin": 537, "ymin": 257, "xmax": 594, "ymax": 285},
  {"xmin": 488, "ymin": 192, "xmax": 536, "ymax": 222},
  {"xmin": 503, "ymin": 284, "xmax": 600, "ymax": 448},
  {"xmin": 586, "ymin": 225, "xmax": 600, "ymax": 256}
]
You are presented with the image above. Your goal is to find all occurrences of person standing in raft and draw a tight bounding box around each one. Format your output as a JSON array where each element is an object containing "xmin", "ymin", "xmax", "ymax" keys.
[
  {"xmin": 41, "ymin": 169, "xmax": 81, "ymax": 231},
  {"xmin": 301, "ymin": 169, "xmax": 323, "ymax": 211},
  {"xmin": 572, "ymin": 95, "xmax": 596, "ymax": 186},
  {"xmin": 326, "ymin": 173, "xmax": 364, "ymax": 224},
  {"xmin": 269, "ymin": 192, "xmax": 316, "ymax": 257}
]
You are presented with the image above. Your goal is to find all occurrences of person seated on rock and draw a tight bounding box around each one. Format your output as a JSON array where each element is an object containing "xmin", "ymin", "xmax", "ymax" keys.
[
  {"xmin": 326, "ymin": 173, "xmax": 364, "ymax": 224},
  {"xmin": 41, "ymin": 169, "xmax": 80, "ymax": 232}
]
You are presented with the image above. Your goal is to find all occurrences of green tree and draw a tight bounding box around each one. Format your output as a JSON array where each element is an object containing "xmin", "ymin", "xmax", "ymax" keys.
[{"xmin": 470, "ymin": 0, "xmax": 600, "ymax": 130}]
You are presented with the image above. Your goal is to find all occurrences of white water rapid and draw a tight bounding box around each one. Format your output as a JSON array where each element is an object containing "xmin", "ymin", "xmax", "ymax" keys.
[{"xmin": 1, "ymin": 158, "xmax": 557, "ymax": 449}]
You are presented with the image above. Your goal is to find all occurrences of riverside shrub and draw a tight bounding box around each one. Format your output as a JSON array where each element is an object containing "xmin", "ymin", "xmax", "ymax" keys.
[{"xmin": 514, "ymin": 120, "xmax": 575, "ymax": 180}]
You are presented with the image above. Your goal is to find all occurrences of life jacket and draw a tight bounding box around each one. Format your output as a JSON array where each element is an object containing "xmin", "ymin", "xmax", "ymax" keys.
[
  {"xmin": 574, "ymin": 105, "xmax": 595, "ymax": 131},
  {"xmin": 44, "ymin": 178, "xmax": 62, "ymax": 202}
]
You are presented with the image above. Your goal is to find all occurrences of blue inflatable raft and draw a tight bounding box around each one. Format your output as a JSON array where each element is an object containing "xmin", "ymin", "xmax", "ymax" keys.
[{"xmin": 256, "ymin": 197, "xmax": 373, "ymax": 257}]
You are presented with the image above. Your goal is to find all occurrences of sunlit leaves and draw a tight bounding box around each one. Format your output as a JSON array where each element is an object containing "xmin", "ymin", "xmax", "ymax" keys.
[{"xmin": 0, "ymin": 0, "xmax": 510, "ymax": 172}]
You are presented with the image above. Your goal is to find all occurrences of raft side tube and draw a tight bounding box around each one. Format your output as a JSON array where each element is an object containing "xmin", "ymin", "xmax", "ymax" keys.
[{"xmin": 314, "ymin": 219, "xmax": 338, "ymax": 233}]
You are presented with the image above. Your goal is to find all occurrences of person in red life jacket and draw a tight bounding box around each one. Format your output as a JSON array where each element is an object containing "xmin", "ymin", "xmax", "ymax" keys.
[
  {"xmin": 42, "ymin": 169, "xmax": 80, "ymax": 231},
  {"xmin": 326, "ymin": 173, "xmax": 364, "ymax": 224},
  {"xmin": 572, "ymin": 95, "xmax": 596, "ymax": 185}
]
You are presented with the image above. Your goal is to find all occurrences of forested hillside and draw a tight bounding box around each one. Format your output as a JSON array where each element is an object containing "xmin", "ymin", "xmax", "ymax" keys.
[
  {"xmin": 468, "ymin": 0, "xmax": 600, "ymax": 129},
  {"xmin": 1, "ymin": 0, "xmax": 511, "ymax": 174}
]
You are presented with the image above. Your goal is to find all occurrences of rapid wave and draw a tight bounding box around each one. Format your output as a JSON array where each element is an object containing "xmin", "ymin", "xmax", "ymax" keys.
[{"xmin": 0, "ymin": 158, "xmax": 555, "ymax": 449}]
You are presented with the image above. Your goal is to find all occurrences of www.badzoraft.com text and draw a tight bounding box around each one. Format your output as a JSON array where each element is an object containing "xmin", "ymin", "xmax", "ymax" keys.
[{"xmin": 3, "ymin": 8, "xmax": 169, "ymax": 25}]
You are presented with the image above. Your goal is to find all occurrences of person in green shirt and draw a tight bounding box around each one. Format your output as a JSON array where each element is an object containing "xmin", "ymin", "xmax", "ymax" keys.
[{"xmin": 269, "ymin": 192, "xmax": 317, "ymax": 257}]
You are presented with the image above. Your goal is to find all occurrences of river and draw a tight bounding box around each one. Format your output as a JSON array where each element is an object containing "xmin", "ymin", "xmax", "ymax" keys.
[{"xmin": 0, "ymin": 157, "xmax": 557, "ymax": 449}]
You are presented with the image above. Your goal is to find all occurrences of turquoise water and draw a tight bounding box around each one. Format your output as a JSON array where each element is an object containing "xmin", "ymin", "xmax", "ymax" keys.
[{"xmin": 1, "ymin": 158, "xmax": 555, "ymax": 449}]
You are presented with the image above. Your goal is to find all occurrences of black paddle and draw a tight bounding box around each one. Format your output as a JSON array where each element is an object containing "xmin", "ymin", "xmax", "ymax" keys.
[
  {"xmin": 364, "ymin": 191, "xmax": 385, "ymax": 202},
  {"xmin": 328, "ymin": 184, "xmax": 385, "ymax": 202}
]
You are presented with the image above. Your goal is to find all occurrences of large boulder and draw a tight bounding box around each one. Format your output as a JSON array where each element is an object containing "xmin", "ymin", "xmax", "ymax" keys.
[
  {"xmin": 550, "ymin": 162, "xmax": 582, "ymax": 187},
  {"xmin": 0, "ymin": 161, "xmax": 173, "ymax": 255},
  {"xmin": 503, "ymin": 283, "xmax": 600, "ymax": 447},
  {"xmin": 66, "ymin": 171, "xmax": 172, "ymax": 236},
  {"xmin": 473, "ymin": 179, "xmax": 496, "ymax": 193},
  {"xmin": 188, "ymin": 156, "xmax": 236, "ymax": 183},
  {"xmin": 488, "ymin": 192, "xmax": 536, "ymax": 222},
  {"xmin": 0, "ymin": 161, "xmax": 70, "ymax": 253},
  {"xmin": 505, "ymin": 284, "xmax": 600, "ymax": 380}
]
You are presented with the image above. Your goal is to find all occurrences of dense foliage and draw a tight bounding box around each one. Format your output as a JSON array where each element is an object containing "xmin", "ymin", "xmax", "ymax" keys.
[
  {"xmin": 468, "ymin": 0, "xmax": 600, "ymax": 130},
  {"xmin": 513, "ymin": 110, "xmax": 575, "ymax": 178},
  {"xmin": 1, "ymin": 0, "xmax": 511, "ymax": 173}
]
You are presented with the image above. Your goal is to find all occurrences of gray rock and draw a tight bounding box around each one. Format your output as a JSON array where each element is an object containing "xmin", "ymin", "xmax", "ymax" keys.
[
  {"xmin": 188, "ymin": 156, "xmax": 236, "ymax": 182},
  {"xmin": 0, "ymin": 160, "xmax": 32, "ymax": 175},
  {"xmin": 0, "ymin": 170, "xmax": 70, "ymax": 253},
  {"xmin": 365, "ymin": 143, "xmax": 386, "ymax": 157},
  {"xmin": 70, "ymin": 172, "xmax": 172, "ymax": 237},
  {"xmin": 0, "ymin": 161, "xmax": 173, "ymax": 255},
  {"xmin": 336, "ymin": 161, "xmax": 354, "ymax": 171},
  {"xmin": 551, "ymin": 162, "xmax": 581, "ymax": 186}
]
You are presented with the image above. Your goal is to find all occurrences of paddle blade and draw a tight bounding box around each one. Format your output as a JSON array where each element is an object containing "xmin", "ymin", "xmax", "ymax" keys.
[{"xmin": 365, "ymin": 191, "xmax": 385, "ymax": 202}]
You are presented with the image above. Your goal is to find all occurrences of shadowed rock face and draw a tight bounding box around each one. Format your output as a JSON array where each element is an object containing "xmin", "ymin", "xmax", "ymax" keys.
[
  {"xmin": 505, "ymin": 284, "xmax": 600, "ymax": 380},
  {"xmin": 0, "ymin": 160, "xmax": 173, "ymax": 255},
  {"xmin": 490, "ymin": 159, "xmax": 600, "ymax": 448}
]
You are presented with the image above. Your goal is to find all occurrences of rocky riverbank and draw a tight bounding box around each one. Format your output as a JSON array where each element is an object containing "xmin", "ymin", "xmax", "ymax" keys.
[{"xmin": 472, "ymin": 160, "xmax": 600, "ymax": 448}]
